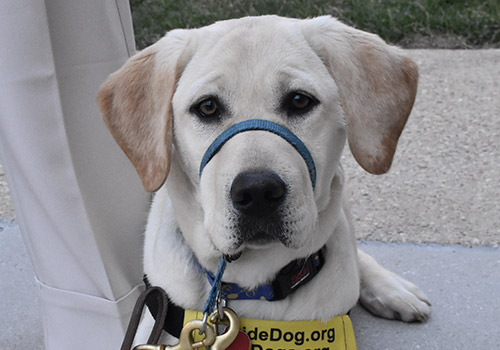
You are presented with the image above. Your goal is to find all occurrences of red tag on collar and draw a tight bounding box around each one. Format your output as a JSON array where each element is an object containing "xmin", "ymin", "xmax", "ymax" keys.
[{"xmin": 225, "ymin": 328, "xmax": 251, "ymax": 350}]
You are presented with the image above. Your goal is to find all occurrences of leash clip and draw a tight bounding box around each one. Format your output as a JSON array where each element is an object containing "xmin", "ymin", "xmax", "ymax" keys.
[
  {"xmin": 201, "ymin": 285, "xmax": 227, "ymax": 335},
  {"xmin": 134, "ymin": 319, "xmax": 216, "ymax": 350},
  {"xmin": 208, "ymin": 307, "xmax": 241, "ymax": 350},
  {"xmin": 216, "ymin": 288, "xmax": 227, "ymax": 321}
]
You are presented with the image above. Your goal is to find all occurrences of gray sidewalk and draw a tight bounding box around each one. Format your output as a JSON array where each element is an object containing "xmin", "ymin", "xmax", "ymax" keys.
[
  {"xmin": 2, "ymin": 220, "xmax": 499, "ymax": 349},
  {"xmin": 1, "ymin": 219, "xmax": 43, "ymax": 349}
]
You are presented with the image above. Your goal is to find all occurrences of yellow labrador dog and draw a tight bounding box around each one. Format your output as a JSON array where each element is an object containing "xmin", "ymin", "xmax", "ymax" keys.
[{"xmin": 99, "ymin": 15, "xmax": 430, "ymax": 343}]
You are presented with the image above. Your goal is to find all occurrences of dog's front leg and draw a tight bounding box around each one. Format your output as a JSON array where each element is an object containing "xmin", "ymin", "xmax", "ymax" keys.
[{"xmin": 358, "ymin": 249, "xmax": 431, "ymax": 322}]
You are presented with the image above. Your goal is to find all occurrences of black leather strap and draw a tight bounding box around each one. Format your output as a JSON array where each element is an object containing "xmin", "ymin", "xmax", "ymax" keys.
[
  {"xmin": 143, "ymin": 276, "xmax": 185, "ymax": 338},
  {"xmin": 121, "ymin": 286, "xmax": 169, "ymax": 350}
]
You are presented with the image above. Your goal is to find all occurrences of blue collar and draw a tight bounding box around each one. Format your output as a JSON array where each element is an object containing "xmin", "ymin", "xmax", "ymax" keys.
[{"xmin": 203, "ymin": 247, "xmax": 325, "ymax": 301}]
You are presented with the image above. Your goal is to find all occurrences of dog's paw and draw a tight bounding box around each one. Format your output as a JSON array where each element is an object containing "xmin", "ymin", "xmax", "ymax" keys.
[
  {"xmin": 358, "ymin": 249, "xmax": 431, "ymax": 322},
  {"xmin": 360, "ymin": 269, "xmax": 431, "ymax": 322}
]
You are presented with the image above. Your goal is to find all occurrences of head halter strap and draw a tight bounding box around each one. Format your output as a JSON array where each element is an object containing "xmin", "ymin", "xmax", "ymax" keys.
[{"xmin": 199, "ymin": 119, "xmax": 316, "ymax": 189}]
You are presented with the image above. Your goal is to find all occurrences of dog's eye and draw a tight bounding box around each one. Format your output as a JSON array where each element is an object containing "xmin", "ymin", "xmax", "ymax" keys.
[
  {"xmin": 283, "ymin": 92, "xmax": 318, "ymax": 116},
  {"xmin": 193, "ymin": 97, "xmax": 221, "ymax": 119},
  {"xmin": 291, "ymin": 94, "xmax": 311, "ymax": 109}
]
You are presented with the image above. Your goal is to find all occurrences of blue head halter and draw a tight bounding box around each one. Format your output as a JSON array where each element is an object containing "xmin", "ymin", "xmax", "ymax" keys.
[{"xmin": 199, "ymin": 119, "xmax": 317, "ymax": 189}]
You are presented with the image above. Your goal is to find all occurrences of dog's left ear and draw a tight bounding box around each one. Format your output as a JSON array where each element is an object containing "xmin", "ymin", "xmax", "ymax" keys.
[{"xmin": 301, "ymin": 16, "xmax": 418, "ymax": 174}]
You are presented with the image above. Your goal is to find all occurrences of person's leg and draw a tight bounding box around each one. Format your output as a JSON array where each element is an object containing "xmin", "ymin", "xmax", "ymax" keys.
[{"xmin": 0, "ymin": 0, "xmax": 149, "ymax": 348}]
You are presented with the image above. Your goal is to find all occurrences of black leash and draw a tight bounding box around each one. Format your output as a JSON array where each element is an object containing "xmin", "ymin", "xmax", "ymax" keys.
[
  {"xmin": 143, "ymin": 276, "xmax": 187, "ymax": 339},
  {"xmin": 120, "ymin": 286, "xmax": 169, "ymax": 350}
]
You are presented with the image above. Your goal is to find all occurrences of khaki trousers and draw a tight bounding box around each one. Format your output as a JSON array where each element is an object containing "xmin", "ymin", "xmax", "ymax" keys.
[{"xmin": 0, "ymin": 1, "xmax": 150, "ymax": 348}]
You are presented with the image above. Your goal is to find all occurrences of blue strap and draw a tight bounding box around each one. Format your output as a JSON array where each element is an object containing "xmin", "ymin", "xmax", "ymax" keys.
[
  {"xmin": 206, "ymin": 270, "xmax": 275, "ymax": 300},
  {"xmin": 202, "ymin": 257, "xmax": 226, "ymax": 315},
  {"xmin": 199, "ymin": 119, "xmax": 317, "ymax": 189}
]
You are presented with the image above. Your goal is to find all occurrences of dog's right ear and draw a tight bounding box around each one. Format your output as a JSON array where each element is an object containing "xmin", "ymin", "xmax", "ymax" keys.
[{"xmin": 98, "ymin": 30, "xmax": 190, "ymax": 192}]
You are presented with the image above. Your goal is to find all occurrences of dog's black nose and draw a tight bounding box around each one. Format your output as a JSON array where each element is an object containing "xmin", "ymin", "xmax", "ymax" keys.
[{"xmin": 230, "ymin": 171, "xmax": 287, "ymax": 217}]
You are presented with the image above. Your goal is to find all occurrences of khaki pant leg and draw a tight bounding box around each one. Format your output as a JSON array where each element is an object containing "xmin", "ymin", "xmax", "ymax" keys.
[{"xmin": 0, "ymin": 1, "xmax": 149, "ymax": 348}]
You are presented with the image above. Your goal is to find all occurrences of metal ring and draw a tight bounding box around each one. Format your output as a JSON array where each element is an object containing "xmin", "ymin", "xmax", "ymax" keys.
[{"xmin": 217, "ymin": 298, "xmax": 226, "ymax": 321}]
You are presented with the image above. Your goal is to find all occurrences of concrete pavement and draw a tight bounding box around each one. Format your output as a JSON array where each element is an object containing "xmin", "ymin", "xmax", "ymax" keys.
[
  {"xmin": 353, "ymin": 241, "xmax": 500, "ymax": 349},
  {"xmin": 1, "ymin": 219, "xmax": 43, "ymax": 350}
]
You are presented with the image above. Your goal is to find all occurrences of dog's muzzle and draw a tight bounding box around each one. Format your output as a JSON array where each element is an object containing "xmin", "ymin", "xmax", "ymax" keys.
[{"xmin": 199, "ymin": 119, "xmax": 317, "ymax": 244}]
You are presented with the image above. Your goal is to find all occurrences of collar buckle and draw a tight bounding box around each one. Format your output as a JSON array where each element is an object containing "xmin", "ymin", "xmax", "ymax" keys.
[{"xmin": 271, "ymin": 248, "xmax": 325, "ymax": 300}]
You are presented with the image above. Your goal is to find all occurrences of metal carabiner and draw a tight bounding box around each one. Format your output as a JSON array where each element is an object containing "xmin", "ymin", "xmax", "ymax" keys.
[
  {"xmin": 209, "ymin": 307, "xmax": 240, "ymax": 350},
  {"xmin": 133, "ymin": 346, "xmax": 167, "ymax": 350},
  {"xmin": 134, "ymin": 319, "xmax": 216, "ymax": 350}
]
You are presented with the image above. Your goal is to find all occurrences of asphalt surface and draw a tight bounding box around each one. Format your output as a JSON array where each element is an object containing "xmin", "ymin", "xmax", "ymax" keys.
[{"xmin": 0, "ymin": 163, "xmax": 14, "ymax": 218}]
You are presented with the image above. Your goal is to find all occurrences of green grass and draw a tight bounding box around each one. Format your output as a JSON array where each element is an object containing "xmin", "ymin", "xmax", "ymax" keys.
[{"xmin": 130, "ymin": 0, "xmax": 500, "ymax": 49}]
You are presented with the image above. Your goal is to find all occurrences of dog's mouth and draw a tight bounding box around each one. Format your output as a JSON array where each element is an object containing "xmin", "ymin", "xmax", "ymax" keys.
[
  {"xmin": 222, "ymin": 222, "xmax": 292, "ymax": 262},
  {"xmin": 247, "ymin": 230, "xmax": 279, "ymax": 244},
  {"xmin": 237, "ymin": 215, "xmax": 290, "ymax": 245},
  {"xmin": 223, "ymin": 234, "xmax": 276, "ymax": 262},
  {"xmin": 224, "ymin": 251, "xmax": 242, "ymax": 262},
  {"xmin": 222, "ymin": 233, "xmax": 278, "ymax": 262}
]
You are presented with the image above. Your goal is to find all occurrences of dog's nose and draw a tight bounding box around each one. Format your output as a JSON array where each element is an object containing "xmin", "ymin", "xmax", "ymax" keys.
[{"xmin": 230, "ymin": 171, "xmax": 287, "ymax": 217}]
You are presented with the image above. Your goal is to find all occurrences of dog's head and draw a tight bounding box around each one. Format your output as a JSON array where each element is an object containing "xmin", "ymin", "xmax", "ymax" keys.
[{"xmin": 98, "ymin": 16, "xmax": 417, "ymax": 271}]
